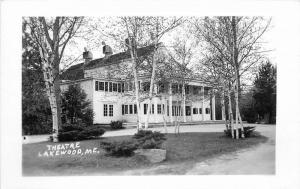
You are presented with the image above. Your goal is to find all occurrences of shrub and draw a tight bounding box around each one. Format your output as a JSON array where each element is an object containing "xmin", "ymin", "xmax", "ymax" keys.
[
  {"xmin": 58, "ymin": 125, "xmax": 105, "ymax": 142},
  {"xmin": 61, "ymin": 123, "xmax": 84, "ymax": 132},
  {"xmin": 110, "ymin": 121, "xmax": 124, "ymax": 130},
  {"xmin": 101, "ymin": 140, "xmax": 138, "ymax": 157},
  {"xmin": 133, "ymin": 130, "xmax": 166, "ymax": 149},
  {"xmin": 224, "ymin": 126, "xmax": 256, "ymax": 138}
]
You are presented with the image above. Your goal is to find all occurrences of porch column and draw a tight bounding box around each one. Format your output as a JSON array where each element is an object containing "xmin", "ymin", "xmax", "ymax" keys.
[
  {"xmin": 201, "ymin": 85, "xmax": 205, "ymax": 121},
  {"xmin": 212, "ymin": 90, "xmax": 216, "ymax": 121},
  {"xmin": 169, "ymin": 83, "xmax": 173, "ymax": 123}
]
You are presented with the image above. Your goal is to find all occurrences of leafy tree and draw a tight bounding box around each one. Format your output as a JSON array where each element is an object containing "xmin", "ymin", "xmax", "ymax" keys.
[
  {"xmin": 253, "ymin": 61, "xmax": 276, "ymax": 123},
  {"xmin": 61, "ymin": 85, "xmax": 94, "ymax": 126},
  {"xmin": 22, "ymin": 21, "xmax": 52, "ymax": 135},
  {"xmin": 25, "ymin": 17, "xmax": 84, "ymax": 141}
]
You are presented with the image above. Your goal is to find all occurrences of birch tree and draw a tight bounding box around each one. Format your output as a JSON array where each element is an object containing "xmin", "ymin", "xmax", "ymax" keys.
[
  {"xmin": 193, "ymin": 16, "xmax": 271, "ymax": 139},
  {"xmin": 26, "ymin": 17, "xmax": 83, "ymax": 142}
]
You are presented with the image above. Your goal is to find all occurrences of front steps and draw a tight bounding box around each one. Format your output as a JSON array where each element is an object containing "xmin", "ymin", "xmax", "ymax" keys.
[{"xmin": 123, "ymin": 120, "xmax": 226, "ymax": 128}]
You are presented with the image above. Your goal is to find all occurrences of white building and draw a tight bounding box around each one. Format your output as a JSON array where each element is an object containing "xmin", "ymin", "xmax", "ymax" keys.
[{"xmin": 61, "ymin": 44, "xmax": 216, "ymax": 125}]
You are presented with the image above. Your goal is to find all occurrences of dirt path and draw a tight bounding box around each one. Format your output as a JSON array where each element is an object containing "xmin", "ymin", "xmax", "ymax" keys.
[{"xmin": 120, "ymin": 125, "xmax": 275, "ymax": 175}]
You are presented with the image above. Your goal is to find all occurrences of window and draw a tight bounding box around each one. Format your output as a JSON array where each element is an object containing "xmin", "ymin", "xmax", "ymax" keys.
[
  {"xmin": 172, "ymin": 84, "xmax": 178, "ymax": 94},
  {"xmin": 109, "ymin": 105, "xmax": 113, "ymax": 116},
  {"xmin": 128, "ymin": 82, "xmax": 133, "ymax": 91},
  {"xmin": 143, "ymin": 82, "xmax": 150, "ymax": 92},
  {"xmin": 104, "ymin": 104, "xmax": 108, "ymax": 116},
  {"xmin": 118, "ymin": 83, "xmax": 121, "ymax": 92},
  {"xmin": 99, "ymin": 82, "xmax": 104, "ymax": 91},
  {"xmin": 162, "ymin": 104, "xmax": 165, "ymax": 114},
  {"xmin": 199, "ymin": 108, "xmax": 202, "ymax": 114},
  {"xmin": 144, "ymin": 104, "xmax": 148, "ymax": 114},
  {"xmin": 193, "ymin": 86, "xmax": 199, "ymax": 95},
  {"xmin": 179, "ymin": 84, "xmax": 182, "ymax": 94},
  {"xmin": 122, "ymin": 105, "xmax": 125, "ymax": 115},
  {"xmin": 95, "ymin": 81, "xmax": 99, "ymax": 91},
  {"xmin": 113, "ymin": 83, "xmax": 117, "ymax": 92},
  {"xmin": 105, "ymin": 82, "xmax": 108, "ymax": 91},
  {"xmin": 205, "ymin": 108, "xmax": 210, "ymax": 114},
  {"xmin": 152, "ymin": 104, "xmax": 154, "ymax": 114},
  {"xmin": 186, "ymin": 106, "xmax": 191, "ymax": 116},
  {"xmin": 129, "ymin": 104, "xmax": 133, "ymax": 114},
  {"xmin": 158, "ymin": 83, "xmax": 165, "ymax": 93},
  {"xmin": 125, "ymin": 105, "xmax": 128, "ymax": 114},
  {"xmin": 167, "ymin": 105, "xmax": 169, "ymax": 116},
  {"xmin": 134, "ymin": 104, "xmax": 137, "ymax": 114},
  {"xmin": 109, "ymin": 82, "xmax": 112, "ymax": 92},
  {"xmin": 185, "ymin": 85, "xmax": 190, "ymax": 94},
  {"xmin": 172, "ymin": 106, "xmax": 175, "ymax": 116},
  {"xmin": 157, "ymin": 104, "xmax": 162, "ymax": 114},
  {"xmin": 121, "ymin": 83, "xmax": 125, "ymax": 92},
  {"xmin": 193, "ymin": 108, "xmax": 198, "ymax": 114},
  {"xmin": 204, "ymin": 88, "xmax": 209, "ymax": 95}
]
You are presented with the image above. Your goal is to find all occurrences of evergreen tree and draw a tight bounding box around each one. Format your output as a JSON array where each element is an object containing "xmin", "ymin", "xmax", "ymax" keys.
[
  {"xmin": 61, "ymin": 85, "xmax": 94, "ymax": 126},
  {"xmin": 253, "ymin": 61, "xmax": 276, "ymax": 123}
]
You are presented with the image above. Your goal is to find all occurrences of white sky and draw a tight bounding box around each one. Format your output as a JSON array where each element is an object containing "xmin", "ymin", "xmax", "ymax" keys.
[{"xmin": 62, "ymin": 17, "xmax": 277, "ymax": 71}]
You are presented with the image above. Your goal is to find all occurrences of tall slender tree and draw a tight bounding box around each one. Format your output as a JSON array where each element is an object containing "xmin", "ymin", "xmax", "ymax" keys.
[{"xmin": 25, "ymin": 17, "xmax": 84, "ymax": 142}]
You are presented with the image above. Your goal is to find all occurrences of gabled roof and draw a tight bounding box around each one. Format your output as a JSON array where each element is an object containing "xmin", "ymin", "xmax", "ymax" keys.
[
  {"xmin": 84, "ymin": 44, "xmax": 155, "ymax": 70},
  {"xmin": 61, "ymin": 44, "xmax": 156, "ymax": 81},
  {"xmin": 60, "ymin": 63, "xmax": 84, "ymax": 81}
]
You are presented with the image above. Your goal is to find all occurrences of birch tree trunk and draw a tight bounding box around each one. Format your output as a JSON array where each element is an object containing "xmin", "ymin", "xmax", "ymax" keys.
[
  {"xmin": 221, "ymin": 88, "xmax": 227, "ymax": 129},
  {"xmin": 39, "ymin": 49, "xmax": 60, "ymax": 142},
  {"xmin": 227, "ymin": 87, "xmax": 234, "ymax": 139},
  {"xmin": 182, "ymin": 83, "xmax": 186, "ymax": 122},
  {"xmin": 145, "ymin": 49, "xmax": 157, "ymax": 129}
]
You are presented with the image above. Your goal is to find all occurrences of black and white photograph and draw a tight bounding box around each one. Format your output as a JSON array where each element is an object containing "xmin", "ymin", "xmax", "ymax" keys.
[
  {"xmin": 21, "ymin": 16, "xmax": 276, "ymax": 176},
  {"xmin": 1, "ymin": 0, "xmax": 300, "ymax": 189}
]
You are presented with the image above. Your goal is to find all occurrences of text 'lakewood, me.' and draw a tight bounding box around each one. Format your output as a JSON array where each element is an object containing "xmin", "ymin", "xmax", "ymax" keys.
[{"xmin": 38, "ymin": 142, "xmax": 100, "ymax": 157}]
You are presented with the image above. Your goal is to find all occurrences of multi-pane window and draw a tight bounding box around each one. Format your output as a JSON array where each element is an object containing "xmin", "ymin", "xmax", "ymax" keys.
[
  {"xmin": 128, "ymin": 82, "xmax": 133, "ymax": 91},
  {"xmin": 199, "ymin": 108, "xmax": 202, "ymax": 114},
  {"xmin": 109, "ymin": 82, "xmax": 112, "ymax": 92},
  {"xmin": 105, "ymin": 82, "xmax": 108, "ymax": 91},
  {"xmin": 104, "ymin": 104, "xmax": 108, "ymax": 116},
  {"xmin": 158, "ymin": 83, "xmax": 165, "ymax": 93},
  {"xmin": 185, "ymin": 85, "xmax": 190, "ymax": 94},
  {"xmin": 151, "ymin": 104, "xmax": 154, "ymax": 114},
  {"xmin": 95, "ymin": 81, "xmax": 99, "ymax": 91},
  {"xmin": 113, "ymin": 83, "xmax": 117, "ymax": 92},
  {"xmin": 99, "ymin": 82, "xmax": 104, "ymax": 90},
  {"xmin": 143, "ymin": 82, "xmax": 150, "ymax": 92},
  {"xmin": 157, "ymin": 104, "xmax": 162, "ymax": 114},
  {"xmin": 193, "ymin": 86, "xmax": 199, "ymax": 95},
  {"xmin": 125, "ymin": 105, "xmax": 128, "ymax": 114},
  {"xmin": 186, "ymin": 106, "xmax": 191, "ymax": 116},
  {"xmin": 109, "ymin": 105, "xmax": 113, "ymax": 116},
  {"xmin": 121, "ymin": 83, "xmax": 125, "ymax": 92},
  {"xmin": 172, "ymin": 84, "xmax": 178, "ymax": 94},
  {"xmin": 205, "ymin": 108, "xmax": 210, "ymax": 114},
  {"xmin": 118, "ymin": 83, "xmax": 121, "ymax": 92},
  {"xmin": 193, "ymin": 108, "xmax": 198, "ymax": 114},
  {"xmin": 204, "ymin": 88, "xmax": 209, "ymax": 95},
  {"xmin": 134, "ymin": 104, "xmax": 137, "ymax": 114},
  {"xmin": 167, "ymin": 105, "xmax": 169, "ymax": 116},
  {"xmin": 144, "ymin": 104, "xmax": 148, "ymax": 114},
  {"xmin": 129, "ymin": 105, "xmax": 133, "ymax": 114}
]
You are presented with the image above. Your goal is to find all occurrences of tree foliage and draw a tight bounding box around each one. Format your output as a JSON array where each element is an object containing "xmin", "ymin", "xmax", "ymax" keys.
[
  {"xmin": 253, "ymin": 61, "xmax": 276, "ymax": 123},
  {"xmin": 61, "ymin": 84, "xmax": 94, "ymax": 126}
]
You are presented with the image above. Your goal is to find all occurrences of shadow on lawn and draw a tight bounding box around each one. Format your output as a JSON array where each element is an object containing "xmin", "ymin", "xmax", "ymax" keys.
[{"xmin": 22, "ymin": 132, "xmax": 268, "ymax": 176}]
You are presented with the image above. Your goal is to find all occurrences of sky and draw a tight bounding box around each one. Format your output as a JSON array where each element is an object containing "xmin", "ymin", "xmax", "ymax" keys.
[{"xmin": 61, "ymin": 16, "xmax": 277, "ymax": 81}]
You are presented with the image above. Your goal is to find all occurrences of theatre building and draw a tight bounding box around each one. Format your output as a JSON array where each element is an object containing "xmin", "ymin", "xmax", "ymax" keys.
[{"xmin": 61, "ymin": 43, "xmax": 216, "ymax": 125}]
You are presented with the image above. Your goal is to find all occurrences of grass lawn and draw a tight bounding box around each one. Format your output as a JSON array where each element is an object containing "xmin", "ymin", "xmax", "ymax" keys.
[{"xmin": 23, "ymin": 132, "xmax": 268, "ymax": 176}]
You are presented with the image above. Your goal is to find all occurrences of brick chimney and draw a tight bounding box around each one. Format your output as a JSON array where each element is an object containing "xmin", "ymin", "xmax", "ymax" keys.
[
  {"xmin": 83, "ymin": 47, "xmax": 93, "ymax": 65},
  {"xmin": 102, "ymin": 41, "xmax": 113, "ymax": 58}
]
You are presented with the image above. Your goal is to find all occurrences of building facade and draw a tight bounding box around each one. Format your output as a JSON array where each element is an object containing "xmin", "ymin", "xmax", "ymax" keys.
[{"xmin": 61, "ymin": 44, "xmax": 216, "ymax": 124}]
